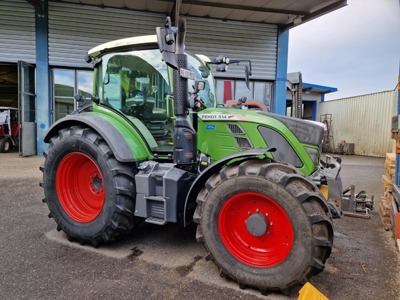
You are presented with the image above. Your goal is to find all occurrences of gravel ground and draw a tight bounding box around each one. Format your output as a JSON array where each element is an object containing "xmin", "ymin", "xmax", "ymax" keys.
[{"xmin": 0, "ymin": 152, "xmax": 399, "ymax": 300}]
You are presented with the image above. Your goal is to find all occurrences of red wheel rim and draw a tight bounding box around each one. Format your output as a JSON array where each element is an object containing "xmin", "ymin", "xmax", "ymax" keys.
[
  {"xmin": 218, "ymin": 192, "xmax": 294, "ymax": 267},
  {"xmin": 56, "ymin": 152, "xmax": 105, "ymax": 223}
]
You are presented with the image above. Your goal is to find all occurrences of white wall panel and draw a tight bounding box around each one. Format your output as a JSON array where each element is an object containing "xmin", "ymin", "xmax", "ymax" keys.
[{"xmin": 318, "ymin": 90, "xmax": 396, "ymax": 157}]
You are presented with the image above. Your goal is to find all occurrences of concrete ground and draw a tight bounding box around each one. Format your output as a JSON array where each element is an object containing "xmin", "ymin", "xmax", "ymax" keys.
[{"xmin": 0, "ymin": 152, "xmax": 399, "ymax": 299}]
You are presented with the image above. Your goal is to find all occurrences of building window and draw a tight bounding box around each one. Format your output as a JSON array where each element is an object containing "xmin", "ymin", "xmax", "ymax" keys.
[
  {"xmin": 52, "ymin": 69, "xmax": 93, "ymax": 121},
  {"xmin": 215, "ymin": 79, "xmax": 272, "ymax": 110}
]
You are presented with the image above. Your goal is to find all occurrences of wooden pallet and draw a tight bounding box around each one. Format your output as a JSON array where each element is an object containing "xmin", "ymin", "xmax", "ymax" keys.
[
  {"xmin": 380, "ymin": 196, "xmax": 392, "ymax": 224},
  {"xmin": 382, "ymin": 153, "xmax": 396, "ymax": 225},
  {"xmin": 386, "ymin": 152, "xmax": 396, "ymax": 164},
  {"xmin": 383, "ymin": 153, "xmax": 395, "ymax": 193},
  {"xmin": 382, "ymin": 175, "xmax": 393, "ymax": 192},
  {"xmin": 385, "ymin": 153, "xmax": 395, "ymax": 176}
]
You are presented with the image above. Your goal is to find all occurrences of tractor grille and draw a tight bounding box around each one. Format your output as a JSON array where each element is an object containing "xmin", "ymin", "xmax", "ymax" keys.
[
  {"xmin": 235, "ymin": 137, "xmax": 252, "ymax": 149},
  {"xmin": 227, "ymin": 124, "xmax": 245, "ymax": 135}
]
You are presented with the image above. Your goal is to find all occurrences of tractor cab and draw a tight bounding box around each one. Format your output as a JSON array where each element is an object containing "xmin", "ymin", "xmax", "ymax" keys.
[{"xmin": 89, "ymin": 36, "xmax": 216, "ymax": 153}]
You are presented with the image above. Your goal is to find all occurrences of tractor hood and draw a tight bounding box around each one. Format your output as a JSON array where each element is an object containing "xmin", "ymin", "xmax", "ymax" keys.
[
  {"xmin": 197, "ymin": 108, "xmax": 325, "ymax": 175},
  {"xmin": 257, "ymin": 111, "xmax": 325, "ymax": 148}
]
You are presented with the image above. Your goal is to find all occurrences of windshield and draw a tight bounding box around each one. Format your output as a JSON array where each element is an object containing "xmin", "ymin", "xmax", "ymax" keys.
[
  {"xmin": 96, "ymin": 49, "xmax": 169, "ymax": 112},
  {"xmin": 94, "ymin": 49, "xmax": 216, "ymax": 112},
  {"xmin": 93, "ymin": 48, "xmax": 216, "ymax": 152},
  {"xmin": 187, "ymin": 54, "xmax": 215, "ymax": 108}
]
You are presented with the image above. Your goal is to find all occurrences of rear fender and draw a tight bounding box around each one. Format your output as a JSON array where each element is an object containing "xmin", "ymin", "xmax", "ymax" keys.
[
  {"xmin": 44, "ymin": 114, "xmax": 151, "ymax": 162},
  {"xmin": 183, "ymin": 148, "xmax": 273, "ymax": 227}
]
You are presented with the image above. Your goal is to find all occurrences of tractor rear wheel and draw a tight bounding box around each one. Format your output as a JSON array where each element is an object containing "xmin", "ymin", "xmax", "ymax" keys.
[
  {"xmin": 194, "ymin": 159, "xmax": 333, "ymax": 294},
  {"xmin": 42, "ymin": 125, "xmax": 139, "ymax": 246}
]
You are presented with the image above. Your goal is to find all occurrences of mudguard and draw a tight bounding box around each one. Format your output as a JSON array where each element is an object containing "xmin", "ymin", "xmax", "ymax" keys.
[
  {"xmin": 183, "ymin": 148, "xmax": 274, "ymax": 227},
  {"xmin": 44, "ymin": 114, "xmax": 136, "ymax": 162}
]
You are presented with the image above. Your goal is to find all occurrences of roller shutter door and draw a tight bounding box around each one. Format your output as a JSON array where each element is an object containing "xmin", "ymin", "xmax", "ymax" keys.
[
  {"xmin": 48, "ymin": 3, "xmax": 277, "ymax": 80},
  {"xmin": 48, "ymin": 2, "xmax": 165, "ymax": 67},
  {"xmin": 0, "ymin": 0, "xmax": 36, "ymax": 63},
  {"xmin": 186, "ymin": 17, "xmax": 277, "ymax": 80}
]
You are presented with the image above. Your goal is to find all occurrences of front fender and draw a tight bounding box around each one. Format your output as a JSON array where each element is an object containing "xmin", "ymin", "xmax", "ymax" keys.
[
  {"xmin": 183, "ymin": 148, "xmax": 273, "ymax": 227},
  {"xmin": 44, "ymin": 113, "xmax": 151, "ymax": 162}
]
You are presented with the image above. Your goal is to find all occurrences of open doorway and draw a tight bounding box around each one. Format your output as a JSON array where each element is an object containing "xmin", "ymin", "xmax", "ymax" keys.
[
  {"xmin": 0, "ymin": 62, "xmax": 36, "ymax": 156},
  {"xmin": 0, "ymin": 64, "xmax": 18, "ymax": 153},
  {"xmin": 0, "ymin": 63, "xmax": 18, "ymax": 108}
]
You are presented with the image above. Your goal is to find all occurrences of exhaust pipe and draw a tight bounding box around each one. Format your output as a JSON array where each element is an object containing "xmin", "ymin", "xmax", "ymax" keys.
[
  {"xmin": 173, "ymin": 17, "xmax": 197, "ymax": 170},
  {"xmin": 157, "ymin": 17, "xmax": 197, "ymax": 170}
]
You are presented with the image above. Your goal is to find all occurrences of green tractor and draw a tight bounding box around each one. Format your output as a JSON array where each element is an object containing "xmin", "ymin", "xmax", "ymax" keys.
[{"xmin": 41, "ymin": 17, "xmax": 341, "ymax": 294}]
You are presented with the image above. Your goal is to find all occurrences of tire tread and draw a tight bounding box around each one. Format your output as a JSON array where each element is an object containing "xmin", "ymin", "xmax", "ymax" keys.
[
  {"xmin": 194, "ymin": 159, "xmax": 333, "ymax": 295},
  {"xmin": 41, "ymin": 125, "xmax": 139, "ymax": 246}
]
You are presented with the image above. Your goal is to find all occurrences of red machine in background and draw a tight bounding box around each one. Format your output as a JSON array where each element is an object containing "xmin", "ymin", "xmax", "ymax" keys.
[
  {"xmin": 226, "ymin": 99, "xmax": 267, "ymax": 111},
  {"xmin": 0, "ymin": 107, "xmax": 19, "ymax": 153}
]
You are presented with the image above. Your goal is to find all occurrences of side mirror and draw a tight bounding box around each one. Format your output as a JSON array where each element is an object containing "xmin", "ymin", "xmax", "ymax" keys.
[
  {"xmin": 156, "ymin": 17, "xmax": 178, "ymax": 69},
  {"xmin": 194, "ymin": 80, "xmax": 205, "ymax": 91}
]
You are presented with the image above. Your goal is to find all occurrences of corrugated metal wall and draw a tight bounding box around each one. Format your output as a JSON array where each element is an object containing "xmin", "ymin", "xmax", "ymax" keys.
[
  {"xmin": 186, "ymin": 17, "xmax": 277, "ymax": 80},
  {"xmin": 0, "ymin": 0, "xmax": 35, "ymax": 63},
  {"xmin": 48, "ymin": 3, "xmax": 278, "ymax": 80},
  {"xmin": 48, "ymin": 3, "xmax": 165, "ymax": 67},
  {"xmin": 318, "ymin": 90, "xmax": 396, "ymax": 157}
]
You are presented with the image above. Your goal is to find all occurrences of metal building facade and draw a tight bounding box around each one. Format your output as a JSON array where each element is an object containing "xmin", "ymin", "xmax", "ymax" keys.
[
  {"xmin": 0, "ymin": 0, "xmax": 36, "ymax": 63},
  {"xmin": 318, "ymin": 90, "xmax": 396, "ymax": 157},
  {"xmin": 48, "ymin": 2, "xmax": 277, "ymax": 79},
  {"xmin": 0, "ymin": 0, "xmax": 347, "ymax": 155},
  {"xmin": 185, "ymin": 17, "xmax": 277, "ymax": 80},
  {"xmin": 48, "ymin": 2, "xmax": 165, "ymax": 68}
]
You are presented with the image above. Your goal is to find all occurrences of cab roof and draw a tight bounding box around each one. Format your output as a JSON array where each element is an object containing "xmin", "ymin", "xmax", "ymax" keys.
[
  {"xmin": 88, "ymin": 35, "xmax": 158, "ymax": 57},
  {"xmin": 88, "ymin": 35, "xmax": 212, "ymax": 64}
]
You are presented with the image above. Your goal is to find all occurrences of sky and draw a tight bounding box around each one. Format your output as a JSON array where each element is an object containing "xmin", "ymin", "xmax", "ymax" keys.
[{"xmin": 288, "ymin": 0, "xmax": 400, "ymax": 100}]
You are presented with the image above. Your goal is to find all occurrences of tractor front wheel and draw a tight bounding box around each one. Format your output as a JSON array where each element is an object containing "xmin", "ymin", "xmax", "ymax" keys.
[
  {"xmin": 42, "ymin": 125, "xmax": 139, "ymax": 246},
  {"xmin": 194, "ymin": 159, "xmax": 333, "ymax": 294}
]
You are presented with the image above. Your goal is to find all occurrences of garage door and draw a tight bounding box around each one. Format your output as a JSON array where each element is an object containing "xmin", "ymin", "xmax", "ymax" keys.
[{"xmin": 0, "ymin": 0, "xmax": 36, "ymax": 63}]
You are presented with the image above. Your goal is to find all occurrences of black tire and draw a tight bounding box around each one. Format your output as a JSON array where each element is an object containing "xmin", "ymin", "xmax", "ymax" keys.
[
  {"xmin": 194, "ymin": 159, "xmax": 333, "ymax": 294},
  {"xmin": 0, "ymin": 138, "xmax": 11, "ymax": 153},
  {"xmin": 41, "ymin": 125, "xmax": 139, "ymax": 246}
]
